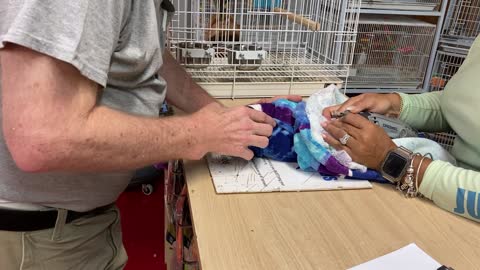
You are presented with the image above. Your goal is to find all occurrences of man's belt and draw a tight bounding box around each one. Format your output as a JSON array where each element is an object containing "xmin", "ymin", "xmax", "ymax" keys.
[{"xmin": 0, "ymin": 203, "xmax": 114, "ymax": 232}]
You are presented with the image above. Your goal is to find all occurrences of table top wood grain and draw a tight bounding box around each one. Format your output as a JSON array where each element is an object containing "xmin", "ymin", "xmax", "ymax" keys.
[{"xmin": 184, "ymin": 99, "xmax": 480, "ymax": 270}]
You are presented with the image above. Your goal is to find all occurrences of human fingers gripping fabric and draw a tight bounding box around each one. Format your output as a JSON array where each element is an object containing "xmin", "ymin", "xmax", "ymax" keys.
[
  {"xmin": 339, "ymin": 93, "xmax": 386, "ymax": 115},
  {"xmin": 321, "ymin": 121, "xmax": 357, "ymax": 148},
  {"xmin": 321, "ymin": 132, "xmax": 341, "ymax": 150},
  {"xmin": 323, "ymin": 95, "xmax": 362, "ymax": 119},
  {"xmin": 249, "ymin": 135, "xmax": 269, "ymax": 149},
  {"xmin": 252, "ymin": 122, "xmax": 274, "ymax": 137},
  {"xmin": 322, "ymin": 104, "xmax": 341, "ymax": 119},
  {"xmin": 340, "ymin": 112, "xmax": 371, "ymax": 129},
  {"xmin": 234, "ymin": 146, "xmax": 254, "ymax": 160},
  {"xmin": 326, "ymin": 119, "xmax": 362, "ymax": 141},
  {"xmin": 247, "ymin": 107, "xmax": 276, "ymax": 126},
  {"xmin": 339, "ymin": 94, "xmax": 373, "ymax": 114},
  {"xmin": 338, "ymin": 115, "xmax": 397, "ymax": 170},
  {"xmin": 231, "ymin": 108, "xmax": 273, "ymax": 149},
  {"xmin": 197, "ymin": 105, "xmax": 272, "ymax": 160}
]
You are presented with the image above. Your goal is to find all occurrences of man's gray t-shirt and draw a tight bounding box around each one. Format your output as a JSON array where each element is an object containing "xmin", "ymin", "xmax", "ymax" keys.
[{"xmin": 0, "ymin": 0, "xmax": 169, "ymax": 211}]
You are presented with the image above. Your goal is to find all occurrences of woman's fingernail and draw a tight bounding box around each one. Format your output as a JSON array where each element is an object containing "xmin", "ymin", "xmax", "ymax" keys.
[
  {"xmin": 346, "ymin": 106, "xmax": 356, "ymax": 111},
  {"xmin": 321, "ymin": 133, "xmax": 327, "ymax": 139},
  {"xmin": 321, "ymin": 121, "xmax": 327, "ymax": 127}
]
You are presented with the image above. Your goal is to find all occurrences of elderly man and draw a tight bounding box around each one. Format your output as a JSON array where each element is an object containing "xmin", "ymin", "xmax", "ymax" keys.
[{"xmin": 0, "ymin": 1, "xmax": 301, "ymax": 269}]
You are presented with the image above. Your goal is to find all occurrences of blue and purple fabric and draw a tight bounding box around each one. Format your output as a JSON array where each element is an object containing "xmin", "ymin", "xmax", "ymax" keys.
[{"xmin": 250, "ymin": 99, "xmax": 389, "ymax": 183}]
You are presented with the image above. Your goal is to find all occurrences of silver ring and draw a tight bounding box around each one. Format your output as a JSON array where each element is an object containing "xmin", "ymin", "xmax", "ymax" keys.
[{"xmin": 339, "ymin": 133, "xmax": 351, "ymax": 145}]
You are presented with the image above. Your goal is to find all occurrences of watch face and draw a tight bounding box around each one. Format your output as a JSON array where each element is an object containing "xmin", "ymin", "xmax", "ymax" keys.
[{"xmin": 383, "ymin": 152, "xmax": 408, "ymax": 178}]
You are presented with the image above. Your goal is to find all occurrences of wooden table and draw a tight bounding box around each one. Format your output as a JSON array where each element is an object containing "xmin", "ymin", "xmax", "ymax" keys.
[
  {"xmin": 185, "ymin": 159, "xmax": 480, "ymax": 270},
  {"xmin": 181, "ymin": 99, "xmax": 480, "ymax": 270}
]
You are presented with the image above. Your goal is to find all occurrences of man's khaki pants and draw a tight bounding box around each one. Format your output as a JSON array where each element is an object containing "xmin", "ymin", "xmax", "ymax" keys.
[{"xmin": 0, "ymin": 205, "xmax": 128, "ymax": 270}]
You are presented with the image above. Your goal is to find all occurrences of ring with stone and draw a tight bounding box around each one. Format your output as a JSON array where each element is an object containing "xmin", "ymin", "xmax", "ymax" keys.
[{"xmin": 339, "ymin": 133, "xmax": 351, "ymax": 145}]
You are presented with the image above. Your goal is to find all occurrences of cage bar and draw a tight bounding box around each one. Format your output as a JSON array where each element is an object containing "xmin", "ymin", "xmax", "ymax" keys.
[
  {"xmin": 348, "ymin": 16, "xmax": 436, "ymax": 89},
  {"xmin": 169, "ymin": 0, "xmax": 360, "ymax": 97},
  {"xmin": 361, "ymin": 0, "xmax": 441, "ymax": 11},
  {"xmin": 443, "ymin": 0, "xmax": 480, "ymax": 45},
  {"xmin": 429, "ymin": 49, "xmax": 466, "ymax": 91}
]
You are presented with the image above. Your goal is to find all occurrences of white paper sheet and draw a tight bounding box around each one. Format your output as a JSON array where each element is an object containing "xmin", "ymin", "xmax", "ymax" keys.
[
  {"xmin": 207, "ymin": 155, "xmax": 372, "ymax": 193},
  {"xmin": 348, "ymin": 243, "xmax": 442, "ymax": 270}
]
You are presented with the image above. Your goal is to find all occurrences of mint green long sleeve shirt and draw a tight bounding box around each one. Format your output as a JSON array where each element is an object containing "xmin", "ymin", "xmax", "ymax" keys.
[{"xmin": 398, "ymin": 35, "xmax": 480, "ymax": 222}]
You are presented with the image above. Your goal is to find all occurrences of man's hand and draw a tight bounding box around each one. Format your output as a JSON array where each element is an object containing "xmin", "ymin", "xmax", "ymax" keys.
[
  {"xmin": 322, "ymin": 93, "xmax": 402, "ymax": 120},
  {"xmin": 190, "ymin": 103, "xmax": 276, "ymax": 160},
  {"xmin": 256, "ymin": 95, "xmax": 303, "ymax": 104},
  {"xmin": 321, "ymin": 113, "xmax": 397, "ymax": 170}
]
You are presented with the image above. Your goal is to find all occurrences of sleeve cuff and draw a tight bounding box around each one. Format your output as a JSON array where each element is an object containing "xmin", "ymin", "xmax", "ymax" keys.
[
  {"xmin": 418, "ymin": 160, "xmax": 448, "ymax": 200},
  {"xmin": 396, "ymin": 92, "xmax": 411, "ymax": 122}
]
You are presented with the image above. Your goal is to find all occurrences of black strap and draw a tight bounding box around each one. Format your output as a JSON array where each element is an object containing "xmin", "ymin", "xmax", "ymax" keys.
[{"xmin": 0, "ymin": 204, "xmax": 113, "ymax": 232}]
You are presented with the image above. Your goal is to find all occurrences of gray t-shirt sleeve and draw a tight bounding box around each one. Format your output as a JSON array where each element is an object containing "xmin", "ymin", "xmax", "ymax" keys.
[{"xmin": 0, "ymin": 0, "xmax": 128, "ymax": 87}]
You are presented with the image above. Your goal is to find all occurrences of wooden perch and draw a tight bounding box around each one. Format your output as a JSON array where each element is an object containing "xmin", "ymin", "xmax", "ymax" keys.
[{"xmin": 274, "ymin": 7, "xmax": 321, "ymax": 31}]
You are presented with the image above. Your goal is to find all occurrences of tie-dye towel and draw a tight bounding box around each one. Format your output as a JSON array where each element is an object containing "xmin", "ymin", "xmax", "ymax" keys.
[{"xmin": 250, "ymin": 85, "xmax": 456, "ymax": 182}]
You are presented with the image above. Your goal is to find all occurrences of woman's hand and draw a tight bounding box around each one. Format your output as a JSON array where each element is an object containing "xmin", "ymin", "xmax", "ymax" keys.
[
  {"xmin": 321, "ymin": 113, "xmax": 397, "ymax": 170},
  {"xmin": 322, "ymin": 93, "xmax": 402, "ymax": 120}
]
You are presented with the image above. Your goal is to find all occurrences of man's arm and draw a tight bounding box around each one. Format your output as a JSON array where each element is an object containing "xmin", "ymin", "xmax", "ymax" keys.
[
  {"xmin": 160, "ymin": 51, "xmax": 222, "ymax": 113},
  {"xmin": 0, "ymin": 44, "xmax": 275, "ymax": 173}
]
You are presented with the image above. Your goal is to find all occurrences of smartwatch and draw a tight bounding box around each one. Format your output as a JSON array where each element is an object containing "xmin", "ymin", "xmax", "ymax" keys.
[{"xmin": 379, "ymin": 146, "xmax": 412, "ymax": 183}]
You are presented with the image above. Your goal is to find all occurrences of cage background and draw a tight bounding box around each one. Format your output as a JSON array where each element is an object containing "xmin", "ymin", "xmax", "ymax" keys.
[
  {"xmin": 348, "ymin": 16, "xmax": 436, "ymax": 89},
  {"xmin": 428, "ymin": 49, "xmax": 466, "ymax": 92},
  {"xmin": 169, "ymin": 0, "xmax": 361, "ymax": 97},
  {"xmin": 442, "ymin": 0, "xmax": 480, "ymax": 46},
  {"xmin": 360, "ymin": 0, "xmax": 441, "ymax": 11}
]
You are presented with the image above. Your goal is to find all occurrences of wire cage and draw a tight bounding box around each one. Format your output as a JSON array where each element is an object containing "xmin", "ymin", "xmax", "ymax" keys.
[
  {"xmin": 426, "ymin": 131, "xmax": 456, "ymax": 152},
  {"xmin": 361, "ymin": 0, "xmax": 440, "ymax": 11},
  {"xmin": 443, "ymin": 0, "xmax": 480, "ymax": 46},
  {"xmin": 429, "ymin": 49, "xmax": 466, "ymax": 91},
  {"xmin": 426, "ymin": 49, "xmax": 467, "ymax": 151},
  {"xmin": 348, "ymin": 16, "xmax": 436, "ymax": 89},
  {"xmin": 169, "ymin": 0, "xmax": 361, "ymax": 97}
]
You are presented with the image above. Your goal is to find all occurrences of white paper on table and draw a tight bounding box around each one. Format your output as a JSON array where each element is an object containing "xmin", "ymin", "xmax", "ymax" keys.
[
  {"xmin": 207, "ymin": 154, "xmax": 372, "ymax": 194},
  {"xmin": 348, "ymin": 243, "xmax": 442, "ymax": 270}
]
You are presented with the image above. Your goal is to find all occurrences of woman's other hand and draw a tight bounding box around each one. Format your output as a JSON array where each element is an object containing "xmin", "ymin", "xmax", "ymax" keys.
[
  {"xmin": 322, "ymin": 93, "xmax": 402, "ymax": 120},
  {"xmin": 321, "ymin": 112, "xmax": 397, "ymax": 170}
]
